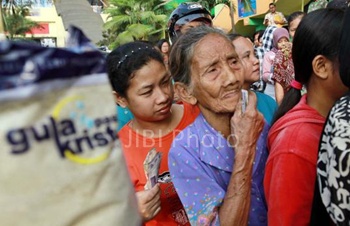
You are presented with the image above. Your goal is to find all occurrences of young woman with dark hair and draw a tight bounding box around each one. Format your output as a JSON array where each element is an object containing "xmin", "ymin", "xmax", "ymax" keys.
[
  {"xmin": 155, "ymin": 39, "xmax": 170, "ymax": 68},
  {"xmin": 264, "ymin": 8, "xmax": 347, "ymax": 226},
  {"xmin": 287, "ymin": 11, "xmax": 305, "ymax": 40},
  {"xmin": 107, "ymin": 41, "xmax": 198, "ymax": 225}
]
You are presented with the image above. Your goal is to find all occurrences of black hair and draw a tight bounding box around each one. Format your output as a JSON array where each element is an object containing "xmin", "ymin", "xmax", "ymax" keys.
[
  {"xmin": 169, "ymin": 26, "xmax": 229, "ymax": 86},
  {"xmin": 106, "ymin": 41, "xmax": 164, "ymax": 98},
  {"xmin": 272, "ymin": 8, "xmax": 345, "ymax": 125},
  {"xmin": 227, "ymin": 33, "xmax": 243, "ymax": 41},
  {"xmin": 327, "ymin": 0, "xmax": 350, "ymax": 9},
  {"xmin": 339, "ymin": 7, "xmax": 350, "ymax": 87},
  {"xmin": 252, "ymin": 30, "xmax": 265, "ymax": 45},
  {"xmin": 269, "ymin": 3, "xmax": 276, "ymax": 7},
  {"xmin": 257, "ymin": 30, "xmax": 265, "ymax": 40},
  {"xmin": 156, "ymin": 39, "xmax": 170, "ymax": 51},
  {"xmin": 287, "ymin": 11, "xmax": 305, "ymax": 27}
]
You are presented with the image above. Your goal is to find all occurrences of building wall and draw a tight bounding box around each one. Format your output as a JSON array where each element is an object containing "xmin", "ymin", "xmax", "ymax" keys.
[
  {"xmin": 25, "ymin": 1, "xmax": 106, "ymax": 47},
  {"xmin": 213, "ymin": 0, "xmax": 270, "ymax": 32},
  {"xmin": 26, "ymin": 5, "xmax": 66, "ymax": 47},
  {"xmin": 213, "ymin": 0, "xmax": 311, "ymax": 37}
]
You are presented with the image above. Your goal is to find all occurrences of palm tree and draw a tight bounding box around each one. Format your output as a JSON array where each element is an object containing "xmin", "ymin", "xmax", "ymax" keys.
[
  {"xmin": 103, "ymin": 0, "xmax": 168, "ymax": 49},
  {"xmin": 1, "ymin": 0, "xmax": 42, "ymax": 39}
]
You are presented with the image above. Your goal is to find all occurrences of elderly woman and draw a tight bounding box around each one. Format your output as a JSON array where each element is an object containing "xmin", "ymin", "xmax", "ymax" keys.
[{"xmin": 168, "ymin": 26, "xmax": 269, "ymax": 225}]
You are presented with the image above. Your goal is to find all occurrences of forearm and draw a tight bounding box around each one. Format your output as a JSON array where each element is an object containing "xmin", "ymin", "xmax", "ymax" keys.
[
  {"xmin": 262, "ymin": 56, "xmax": 273, "ymax": 82},
  {"xmin": 218, "ymin": 144, "xmax": 256, "ymax": 226},
  {"xmin": 264, "ymin": 19, "xmax": 269, "ymax": 26},
  {"xmin": 275, "ymin": 82, "xmax": 284, "ymax": 105}
]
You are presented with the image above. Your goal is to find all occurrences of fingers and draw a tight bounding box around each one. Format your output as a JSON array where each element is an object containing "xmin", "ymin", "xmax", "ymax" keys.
[
  {"xmin": 146, "ymin": 184, "xmax": 161, "ymax": 201},
  {"xmin": 234, "ymin": 90, "xmax": 257, "ymax": 116},
  {"xmin": 136, "ymin": 184, "xmax": 161, "ymax": 222},
  {"xmin": 230, "ymin": 90, "xmax": 265, "ymax": 148},
  {"xmin": 245, "ymin": 91, "xmax": 257, "ymax": 111},
  {"xmin": 234, "ymin": 95, "xmax": 242, "ymax": 114}
]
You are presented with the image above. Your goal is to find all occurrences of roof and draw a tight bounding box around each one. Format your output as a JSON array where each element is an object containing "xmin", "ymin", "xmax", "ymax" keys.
[{"xmin": 54, "ymin": 0, "xmax": 104, "ymax": 44}]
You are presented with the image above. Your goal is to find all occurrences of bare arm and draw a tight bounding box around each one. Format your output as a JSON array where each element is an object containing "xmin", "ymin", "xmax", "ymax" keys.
[
  {"xmin": 218, "ymin": 91, "xmax": 264, "ymax": 225},
  {"xmin": 262, "ymin": 52, "xmax": 274, "ymax": 84},
  {"xmin": 274, "ymin": 82, "xmax": 284, "ymax": 105},
  {"xmin": 264, "ymin": 18, "xmax": 269, "ymax": 26},
  {"xmin": 264, "ymin": 14, "xmax": 269, "ymax": 26}
]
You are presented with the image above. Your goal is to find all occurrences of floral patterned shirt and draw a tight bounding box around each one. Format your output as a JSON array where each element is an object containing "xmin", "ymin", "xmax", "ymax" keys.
[{"xmin": 169, "ymin": 113, "xmax": 269, "ymax": 225}]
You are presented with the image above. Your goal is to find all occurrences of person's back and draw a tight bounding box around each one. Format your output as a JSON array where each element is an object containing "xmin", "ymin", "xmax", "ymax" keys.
[
  {"xmin": 311, "ymin": 6, "xmax": 350, "ymax": 226},
  {"xmin": 264, "ymin": 8, "xmax": 347, "ymax": 226}
]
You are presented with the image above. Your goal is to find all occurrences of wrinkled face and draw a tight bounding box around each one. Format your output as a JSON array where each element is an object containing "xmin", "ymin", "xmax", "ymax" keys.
[
  {"xmin": 277, "ymin": 37, "xmax": 289, "ymax": 49},
  {"xmin": 289, "ymin": 16, "xmax": 303, "ymax": 40},
  {"xmin": 124, "ymin": 60, "xmax": 173, "ymax": 122},
  {"xmin": 190, "ymin": 34, "xmax": 244, "ymax": 114},
  {"xmin": 232, "ymin": 37, "xmax": 260, "ymax": 85},
  {"xmin": 161, "ymin": 42, "xmax": 169, "ymax": 54},
  {"xmin": 269, "ymin": 5, "xmax": 276, "ymax": 13}
]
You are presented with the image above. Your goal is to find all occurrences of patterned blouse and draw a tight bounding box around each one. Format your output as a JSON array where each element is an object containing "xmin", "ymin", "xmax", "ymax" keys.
[
  {"xmin": 272, "ymin": 43, "xmax": 294, "ymax": 93},
  {"xmin": 318, "ymin": 93, "xmax": 350, "ymax": 225},
  {"xmin": 169, "ymin": 113, "xmax": 269, "ymax": 225}
]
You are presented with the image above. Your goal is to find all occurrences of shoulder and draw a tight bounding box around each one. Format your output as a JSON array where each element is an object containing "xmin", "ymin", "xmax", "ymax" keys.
[
  {"xmin": 263, "ymin": 51, "xmax": 275, "ymax": 60},
  {"xmin": 255, "ymin": 91, "xmax": 277, "ymax": 121},
  {"xmin": 118, "ymin": 123, "xmax": 132, "ymax": 138},
  {"xmin": 182, "ymin": 102, "xmax": 200, "ymax": 117},
  {"xmin": 320, "ymin": 94, "xmax": 350, "ymax": 150},
  {"xmin": 174, "ymin": 102, "xmax": 200, "ymax": 130},
  {"xmin": 328, "ymin": 94, "xmax": 350, "ymax": 121},
  {"xmin": 256, "ymin": 92, "xmax": 277, "ymax": 104},
  {"xmin": 268, "ymin": 119, "xmax": 323, "ymax": 162},
  {"xmin": 173, "ymin": 116, "xmax": 201, "ymax": 145},
  {"xmin": 170, "ymin": 115, "xmax": 203, "ymax": 153}
]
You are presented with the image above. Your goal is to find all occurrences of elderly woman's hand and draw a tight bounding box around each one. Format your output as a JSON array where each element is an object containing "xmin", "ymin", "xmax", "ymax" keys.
[{"xmin": 229, "ymin": 91, "xmax": 264, "ymax": 153}]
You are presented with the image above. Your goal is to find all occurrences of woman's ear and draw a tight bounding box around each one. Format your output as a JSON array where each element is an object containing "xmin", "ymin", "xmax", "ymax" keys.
[
  {"xmin": 174, "ymin": 82, "xmax": 197, "ymax": 105},
  {"xmin": 312, "ymin": 55, "xmax": 332, "ymax": 80},
  {"xmin": 112, "ymin": 91, "xmax": 128, "ymax": 108}
]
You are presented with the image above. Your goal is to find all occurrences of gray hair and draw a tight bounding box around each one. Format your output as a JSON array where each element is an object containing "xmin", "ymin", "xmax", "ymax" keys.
[{"xmin": 169, "ymin": 26, "xmax": 230, "ymax": 86}]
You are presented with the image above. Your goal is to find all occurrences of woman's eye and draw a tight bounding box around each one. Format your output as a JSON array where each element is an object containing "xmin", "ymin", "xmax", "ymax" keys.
[
  {"xmin": 162, "ymin": 79, "xmax": 170, "ymax": 85},
  {"xmin": 141, "ymin": 90, "xmax": 152, "ymax": 96},
  {"xmin": 230, "ymin": 59, "xmax": 238, "ymax": 65}
]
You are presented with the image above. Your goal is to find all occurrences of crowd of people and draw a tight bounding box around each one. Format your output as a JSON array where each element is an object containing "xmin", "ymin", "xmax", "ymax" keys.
[
  {"xmin": 2, "ymin": 1, "xmax": 350, "ymax": 226},
  {"xmin": 110, "ymin": 1, "xmax": 350, "ymax": 225}
]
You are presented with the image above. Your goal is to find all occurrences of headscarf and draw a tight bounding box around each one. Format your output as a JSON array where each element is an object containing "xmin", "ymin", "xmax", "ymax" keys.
[{"xmin": 272, "ymin": 27, "xmax": 289, "ymax": 49}]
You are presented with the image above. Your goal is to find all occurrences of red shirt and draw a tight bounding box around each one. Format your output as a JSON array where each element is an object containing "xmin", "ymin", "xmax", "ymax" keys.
[
  {"xmin": 264, "ymin": 95, "xmax": 326, "ymax": 226},
  {"xmin": 119, "ymin": 103, "xmax": 200, "ymax": 226}
]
